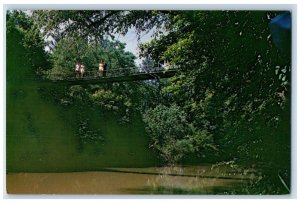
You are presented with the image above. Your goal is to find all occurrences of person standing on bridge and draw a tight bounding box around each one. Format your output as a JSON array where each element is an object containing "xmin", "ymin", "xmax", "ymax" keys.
[
  {"xmin": 103, "ymin": 61, "xmax": 107, "ymax": 77},
  {"xmin": 75, "ymin": 62, "xmax": 81, "ymax": 79},
  {"xmin": 80, "ymin": 64, "xmax": 85, "ymax": 79},
  {"xmin": 98, "ymin": 60, "xmax": 104, "ymax": 77}
]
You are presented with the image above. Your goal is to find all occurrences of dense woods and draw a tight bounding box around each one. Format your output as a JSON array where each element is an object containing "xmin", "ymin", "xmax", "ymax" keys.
[{"xmin": 7, "ymin": 10, "xmax": 291, "ymax": 194}]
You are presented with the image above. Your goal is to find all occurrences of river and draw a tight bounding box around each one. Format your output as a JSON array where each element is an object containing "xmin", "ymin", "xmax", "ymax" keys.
[{"xmin": 7, "ymin": 166, "xmax": 254, "ymax": 194}]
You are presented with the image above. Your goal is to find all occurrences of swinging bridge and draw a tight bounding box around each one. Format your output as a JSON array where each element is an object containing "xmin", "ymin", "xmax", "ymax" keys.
[{"xmin": 46, "ymin": 65, "xmax": 179, "ymax": 85}]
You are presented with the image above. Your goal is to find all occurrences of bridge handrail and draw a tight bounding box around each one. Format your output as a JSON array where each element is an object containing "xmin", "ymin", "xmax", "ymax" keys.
[{"xmin": 44, "ymin": 65, "xmax": 179, "ymax": 81}]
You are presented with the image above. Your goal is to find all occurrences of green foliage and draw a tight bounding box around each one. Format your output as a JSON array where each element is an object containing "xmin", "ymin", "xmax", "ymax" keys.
[
  {"xmin": 43, "ymin": 66, "xmax": 74, "ymax": 80},
  {"xmin": 143, "ymin": 104, "xmax": 214, "ymax": 164},
  {"xmin": 7, "ymin": 10, "xmax": 49, "ymax": 72},
  {"xmin": 50, "ymin": 36, "xmax": 88, "ymax": 72},
  {"xmin": 32, "ymin": 10, "xmax": 170, "ymax": 44},
  {"xmin": 7, "ymin": 10, "xmax": 291, "ymax": 193},
  {"xmin": 123, "ymin": 11, "xmax": 291, "ymax": 193},
  {"xmin": 90, "ymin": 88, "xmax": 131, "ymax": 112},
  {"xmin": 68, "ymin": 85, "xmax": 87, "ymax": 101},
  {"xmin": 6, "ymin": 10, "xmax": 32, "ymax": 32},
  {"xmin": 77, "ymin": 118, "xmax": 104, "ymax": 144},
  {"xmin": 7, "ymin": 9, "xmax": 160, "ymax": 173},
  {"xmin": 32, "ymin": 10, "xmax": 124, "ymax": 43},
  {"xmin": 46, "ymin": 36, "xmax": 136, "ymax": 79}
]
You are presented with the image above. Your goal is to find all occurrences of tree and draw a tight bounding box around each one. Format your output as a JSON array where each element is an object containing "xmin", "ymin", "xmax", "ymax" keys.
[
  {"xmin": 7, "ymin": 10, "xmax": 32, "ymax": 31},
  {"xmin": 31, "ymin": 10, "xmax": 123, "ymax": 48},
  {"xmin": 143, "ymin": 104, "xmax": 215, "ymax": 164},
  {"xmin": 7, "ymin": 10, "xmax": 49, "ymax": 73},
  {"xmin": 44, "ymin": 36, "xmax": 136, "ymax": 79},
  {"xmin": 21, "ymin": 10, "xmax": 292, "ymax": 193},
  {"xmin": 138, "ymin": 11, "xmax": 291, "ymax": 193},
  {"xmin": 32, "ymin": 10, "xmax": 170, "ymax": 47}
]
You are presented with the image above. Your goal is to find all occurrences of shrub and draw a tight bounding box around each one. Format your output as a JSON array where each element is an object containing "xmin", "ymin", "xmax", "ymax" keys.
[{"xmin": 143, "ymin": 104, "xmax": 215, "ymax": 164}]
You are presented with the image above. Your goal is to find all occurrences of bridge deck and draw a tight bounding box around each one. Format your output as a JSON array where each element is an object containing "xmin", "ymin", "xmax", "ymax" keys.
[{"xmin": 50, "ymin": 69, "xmax": 177, "ymax": 85}]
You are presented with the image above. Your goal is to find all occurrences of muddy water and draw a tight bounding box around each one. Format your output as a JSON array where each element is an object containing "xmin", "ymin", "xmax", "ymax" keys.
[
  {"xmin": 7, "ymin": 166, "xmax": 252, "ymax": 194},
  {"xmin": 7, "ymin": 171, "xmax": 158, "ymax": 194}
]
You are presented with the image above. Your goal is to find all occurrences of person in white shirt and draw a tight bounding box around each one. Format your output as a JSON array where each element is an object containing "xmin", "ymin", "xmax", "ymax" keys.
[
  {"xmin": 80, "ymin": 64, "xmax": 85, "ymax": 79},
  {"xmin": 75, "ymin": 62, "xmax": 81, "ymax": 79},
  {"xmin": 99, "ymin": 60, "xmax": 104, "ymax": 77}
]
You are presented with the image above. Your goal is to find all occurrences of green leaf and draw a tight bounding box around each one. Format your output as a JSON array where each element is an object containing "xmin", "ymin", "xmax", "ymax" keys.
[{"xmin": 282, "ymin": 76, "xmax": 286, "ymax": 81}]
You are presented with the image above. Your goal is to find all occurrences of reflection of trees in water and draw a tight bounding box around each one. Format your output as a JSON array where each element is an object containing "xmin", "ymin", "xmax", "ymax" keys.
[{"xmin": 142, "ymin": 165, "xmax": 256, "ymax": 194}]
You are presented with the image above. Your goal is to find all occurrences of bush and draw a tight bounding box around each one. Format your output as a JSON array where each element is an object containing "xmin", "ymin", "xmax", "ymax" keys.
[{"xmin": 143, "ymin": 104, "xmax": 215, "ymax": 164}]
